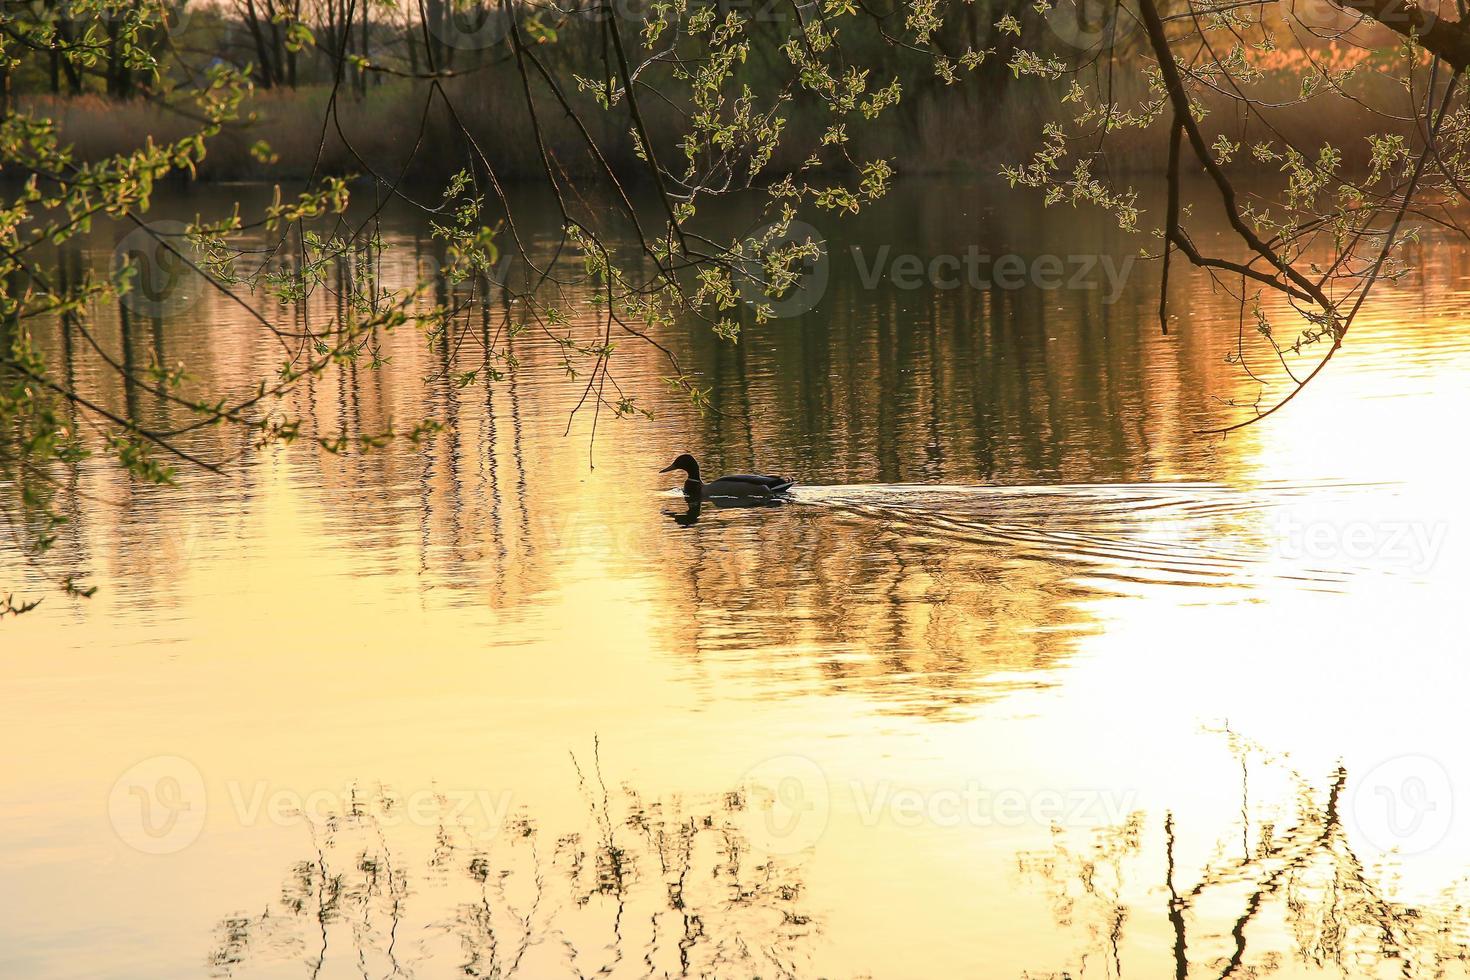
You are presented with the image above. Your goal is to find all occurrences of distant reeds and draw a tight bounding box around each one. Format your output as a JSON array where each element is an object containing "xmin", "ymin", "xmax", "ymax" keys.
[{"xmin": 21, "ymin": 53, "xmax": 1419, "ymax": 184}]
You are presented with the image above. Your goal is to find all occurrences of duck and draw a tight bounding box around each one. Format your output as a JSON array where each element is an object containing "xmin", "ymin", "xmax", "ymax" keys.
[{"xmin": 660, "ymin": 453, "xmax": 795, "ymax": 499}]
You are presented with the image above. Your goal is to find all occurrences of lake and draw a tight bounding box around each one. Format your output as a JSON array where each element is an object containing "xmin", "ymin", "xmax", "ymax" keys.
[{"xmin": 4, "ymin": 176, "xmax": 1470, "ymax": 978}]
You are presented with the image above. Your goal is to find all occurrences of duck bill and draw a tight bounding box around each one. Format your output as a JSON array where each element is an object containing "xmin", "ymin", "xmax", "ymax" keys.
[{"xmin": 659, "ymin": 464, "xmax": 678, "ymax": 473}]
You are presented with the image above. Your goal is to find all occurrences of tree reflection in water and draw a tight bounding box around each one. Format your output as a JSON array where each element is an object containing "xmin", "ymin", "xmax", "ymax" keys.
[
  {"xmin": 1018, "ymin": 730, "xmax": 1470, "ymax": 979},
  {"xmin": 205, "ymin": 730, "xmax": 1470, "ymax": 978},
  {"xmin": 207, "ymin": 747, "xmax": 815, "ymax": 978}
]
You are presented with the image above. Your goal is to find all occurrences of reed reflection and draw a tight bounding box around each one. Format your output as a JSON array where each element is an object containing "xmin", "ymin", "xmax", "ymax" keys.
[
  {"xmin": 207, "ymin": 749, "xmax": 816, "ymax": 979},
  {"xmin": 6, "ymin": 184, "xmax": 1470, "ymax": 980},
  {"xmin": 1019, "ymin": 731, "xmax": 1470, "ymax": 979},
  {"xmin": 7, "ymin": 185, "xmax": 1463, "ymax": 708}
]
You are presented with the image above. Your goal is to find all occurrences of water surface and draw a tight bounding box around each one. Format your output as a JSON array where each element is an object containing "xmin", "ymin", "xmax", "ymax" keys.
[{"xmin": 4, "ymin": 178, "xmax": 1470, "ymax": 978}]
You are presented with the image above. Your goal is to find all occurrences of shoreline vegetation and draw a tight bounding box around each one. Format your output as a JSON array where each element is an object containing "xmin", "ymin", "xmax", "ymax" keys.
[
  {"xmin": 19, "ymin": 69, "xmax": 1423, "ymax": 185},
  {"xmin": 17, "ymin": 64, "xmax": 1422, "ymax": 185},
  {"xmin": 2, "ymin": 0, "xmax": 1455, "ymax": 610},
  {"xmin": 2, "ymin": 0, "xmax": 1422, "ymax": 186}
]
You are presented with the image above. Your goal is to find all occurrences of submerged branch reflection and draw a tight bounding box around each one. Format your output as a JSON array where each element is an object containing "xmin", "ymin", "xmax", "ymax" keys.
[
  {"xmin": 207, "ymin": 749, "xmax": 817, "ymax": 979},
  {"xmin": 1019, "ymin": 732, "xmax": 1470, "ymax": 979}
]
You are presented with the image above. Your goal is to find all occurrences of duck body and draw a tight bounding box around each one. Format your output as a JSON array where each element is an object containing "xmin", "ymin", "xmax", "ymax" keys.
[{"xmin": 661, "ymin": 453, "xmax": 795, "ymax": 499}]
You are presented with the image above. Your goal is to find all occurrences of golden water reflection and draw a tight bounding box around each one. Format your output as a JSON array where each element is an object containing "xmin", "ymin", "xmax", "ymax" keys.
[
  {"xmin": 3, "ymin": 180, "xmax": 1470, "ymax": 977},
  {"xmin": 195, "ymin": 734, "xmax": 1470, "ymax": 979},
  {"xmin": 208, "ymin": 748, "xmax": 817, "ymax": 979},
  {"xmin": 1020, "ymin": 732, "xmax": 1470, "ymax": 979}
]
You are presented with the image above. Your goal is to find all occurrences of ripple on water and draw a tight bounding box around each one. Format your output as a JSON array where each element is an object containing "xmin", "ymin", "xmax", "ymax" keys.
[
  {"xmin": 657, "ymin": 479, "xmax": 1408, "ymax": 719},
  {"xmin": 783, "ymin": 480, "xmax": 1382, "ymax": 594}
]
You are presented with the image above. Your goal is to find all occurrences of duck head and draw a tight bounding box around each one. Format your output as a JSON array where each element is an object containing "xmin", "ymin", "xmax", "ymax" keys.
[{"xmin": 659, "ymin": 453, "xmax": 700, "ymax": 480}]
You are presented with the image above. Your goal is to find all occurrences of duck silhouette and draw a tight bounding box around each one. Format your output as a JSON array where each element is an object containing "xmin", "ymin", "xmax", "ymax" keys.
[{"xmin": 659, "ymin": 453, "xmax": 795, "ymax": 499}]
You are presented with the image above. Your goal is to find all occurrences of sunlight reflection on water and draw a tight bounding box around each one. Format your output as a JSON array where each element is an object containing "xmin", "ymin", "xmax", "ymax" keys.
[{"xmin": 4, "ymin": 180, "xmax": 1470, "ymax": 978}]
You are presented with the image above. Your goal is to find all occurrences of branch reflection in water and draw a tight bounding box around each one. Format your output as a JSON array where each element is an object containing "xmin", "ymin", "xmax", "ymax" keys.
[
  {"xmin": 207, "ymin": 744, "xmax": 816, "ymax": 979},
  {"xmin": 1019, "ymin": 729, "xmax": 1470, "ymax": 979},
  {"xmin": 204, "ymin": 731, "xmax": 1470, "ymax": 979}
]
